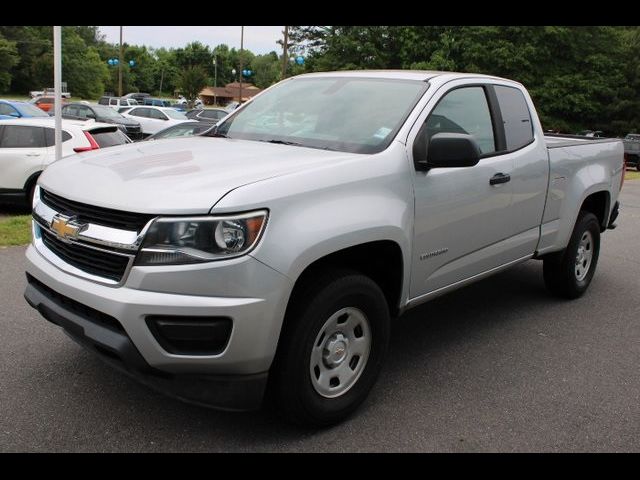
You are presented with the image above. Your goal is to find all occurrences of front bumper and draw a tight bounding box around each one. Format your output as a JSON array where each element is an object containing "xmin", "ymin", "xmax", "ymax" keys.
[
  {"xmin": 24, "ymin": 242, "xmax": 293, "ymax": 409},
  {"xmin": 24, "ymin": 274, "xmax": 267, "ymax": 410}
]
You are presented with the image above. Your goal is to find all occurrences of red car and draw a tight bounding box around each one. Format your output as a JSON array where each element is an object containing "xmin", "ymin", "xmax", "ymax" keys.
[{"xmin": 31, "ymin": 96, "xmax": 65, "ymax": 113}]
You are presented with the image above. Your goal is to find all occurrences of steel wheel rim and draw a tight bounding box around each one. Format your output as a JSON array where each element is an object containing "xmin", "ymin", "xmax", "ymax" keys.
[
  {"xmin": 309, "ymin": 307, "xmax": 372, "ymax": 398},
  {"xmin": 575, "ymin": 230, "xmax": 594, "ymax": 282}
]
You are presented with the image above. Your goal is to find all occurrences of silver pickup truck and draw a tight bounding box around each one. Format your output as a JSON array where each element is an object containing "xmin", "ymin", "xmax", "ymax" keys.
[{"xmin": 24, "ymin": 71, "xmax": 624, "ymax": 426}]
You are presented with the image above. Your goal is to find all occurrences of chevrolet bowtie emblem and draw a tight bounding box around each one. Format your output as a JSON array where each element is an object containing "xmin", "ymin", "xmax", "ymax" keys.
[{"xmin": 51, "ymin": 215, "xmax": 86, "ymax": 240}]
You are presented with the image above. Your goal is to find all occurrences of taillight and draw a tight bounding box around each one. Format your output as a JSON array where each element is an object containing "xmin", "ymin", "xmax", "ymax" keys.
[
  {"xmin": 620, "ymin": 155, "xmax": 626, "ymax": 191},
  {"xmin": 73, "ymin": 131, "xmax": 100, "ymax": 153}
]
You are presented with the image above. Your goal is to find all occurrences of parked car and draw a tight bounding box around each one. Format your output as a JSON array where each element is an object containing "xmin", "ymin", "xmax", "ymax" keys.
[
  {"xmin": 30, "ymin": 84, "xmax": 71, "ymax": 99},
  {"xmin": 30, "ymin": 96, "xmax": 66, "ymax": 113},
  {"xmin": 176, "ymin": 96, "xmax": 204, "ymax": 108},
  {"xmin": 121, "ymin": 106, "xmax": 189, "ymax": 136},
  {"xmin": 118, "ymin": 106, "xmax": 134, "ymax": 114},
  {"xmin": 0, "ymin": 118, "xmax": 131, "ymax": 206},
  {"xmin": 123, "ymin": 92, "xmax": 151, "ymax": 104},
  {"xmin": 185, "ymin": 108, "xmax": 228, "ymax": 124},
  {"xmin": 623, "ymin": 133, "xmax": 640, "ymax": 171},
  {"xmin": 62, "ymin": 103, "xmax": 143, "ymax": 140},
  {"xmin": 577, "ymin": 130, "xmax": 605, "ymax": 137},
  {"xmin": 98, "ymin": 96, "xmax": 139, "ymax": 109},
  {"xmin": 24, "ymin": 71, "xmax": 624, "ymax": 426},
  {"xmin": 0, "ymin": 99, "xmax": 51, "ymax": 119},
  {"xmin": 143, "ymin": 98, "xmax": 173, "ymax": 108},
  {"xmin": 145, "ymin": 121, "xmax": 212, "ymax": 141}
]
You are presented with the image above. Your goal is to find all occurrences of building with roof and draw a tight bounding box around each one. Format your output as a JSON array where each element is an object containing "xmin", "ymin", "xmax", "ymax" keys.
[{"xmin": 199, "ymin": 82, "xmax": 262, "ymax": 106}]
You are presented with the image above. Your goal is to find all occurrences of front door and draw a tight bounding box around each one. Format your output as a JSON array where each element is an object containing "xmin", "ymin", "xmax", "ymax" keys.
[{"xmin": 408, "ymin": 82, "xmax": 529, "ymax": 299}]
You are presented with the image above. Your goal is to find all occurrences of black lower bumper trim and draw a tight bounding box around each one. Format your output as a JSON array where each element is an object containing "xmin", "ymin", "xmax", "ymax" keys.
[{"xmin": 24, "ymin": 275, "xmax": 268, "ymax": 411}]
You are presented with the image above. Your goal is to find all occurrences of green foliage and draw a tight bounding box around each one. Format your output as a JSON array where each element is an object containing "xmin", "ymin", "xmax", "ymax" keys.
[
  {"xmin": 0, "ymin": 34, "xmax": 18, "ymax": 93},
  {"xmin": 3, "ymin": 26, "xmax": 639, "ymax": 134},
  {"xmin": 60, "ymin": 28, "xmax": 109, "ymax": 99},
  {"xmin": 0, "ymin": 215, "xmax": 31, "ymax": 246},
  {"xmin": 178, "ymin": 66, "xmax": 208, "ymax": 107},
  {"xmin": 289, "ymin": 25, "xmax": 640, "ymax": 135},
  {"xmin": 250, "ymin": 52, "xmax": 280, "ymax": 89}
]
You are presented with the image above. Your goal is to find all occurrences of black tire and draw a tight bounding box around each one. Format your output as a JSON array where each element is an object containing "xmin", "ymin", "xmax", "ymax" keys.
[
  {"xmin": 270, "ymin": 268, "xmax": 390, "ymax": 427},
  {"xmin": 26, "ymin": 182, "xmax": 37, "ymax": 210},
  {"xmin": 543, "ymin": 211, "xmax": 600, "ymax": 299}
]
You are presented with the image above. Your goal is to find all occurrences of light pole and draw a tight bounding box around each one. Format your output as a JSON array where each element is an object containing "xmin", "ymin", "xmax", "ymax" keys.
[
  {"xmin": 239, "ymin": 26, "xmax": 244, "ymax": 104},
  {"xmin": 118, "ymin": 26, "xmax": 123, "ymax": 97},
  {"xmin": 53, "ymin": 26, "xmax": 62, "ymax": 162}
]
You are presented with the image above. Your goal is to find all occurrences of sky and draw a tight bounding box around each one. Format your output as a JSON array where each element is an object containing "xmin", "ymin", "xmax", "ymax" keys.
[{"xmin": 98, "ymin": 26, "xmax": 285, "ymax": 54}]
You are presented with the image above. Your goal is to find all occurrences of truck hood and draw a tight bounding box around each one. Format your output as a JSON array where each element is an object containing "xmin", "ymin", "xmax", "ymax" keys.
[{"xmin": 39, "ymin": 136, "xmax": 359, "ymax": 214}]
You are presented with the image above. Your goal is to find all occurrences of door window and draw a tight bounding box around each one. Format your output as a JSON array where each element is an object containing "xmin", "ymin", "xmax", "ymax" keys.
[
  {"xmin": 424, "ymin": 87, "xmax": 496, "ymax": 155},
  {"xmin": 149, "ymin": 109, "xmax": 168, "ymax": 120}
]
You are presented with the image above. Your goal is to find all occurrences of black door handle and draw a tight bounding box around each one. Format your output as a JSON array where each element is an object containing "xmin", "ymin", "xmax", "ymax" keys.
[{"xmin": 490, "ymin": 173, "xmax": 511, "ymax": 185}]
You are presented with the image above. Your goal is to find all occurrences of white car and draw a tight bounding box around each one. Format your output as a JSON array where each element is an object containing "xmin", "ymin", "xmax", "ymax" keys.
[
  {"xmin": 121, "ymin": 106, "xmax": 190, "ymax": 136},
  {"xmin": 98, "ymin": 96, "xmax": 139, "ymax": 110},
  {"xmin": 0, "ymin": 118, "xmax": 131, "ymax": 206}
]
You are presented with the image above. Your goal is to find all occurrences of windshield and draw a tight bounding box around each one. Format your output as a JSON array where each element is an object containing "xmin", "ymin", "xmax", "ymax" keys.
[
  {"xmin": 214, "ymin": 77, "xmax": 428, "ymax": 154},
  {"xmin": 163, "ymin": 109, "xmax": 187, "ymax": 120},
  {"xmin": 93, "ymin": 105, "xmax": 125, "ymax": 119},
  {"xmin": 17, "ymin": 102, "xmax": 50, "ymax": 117}
]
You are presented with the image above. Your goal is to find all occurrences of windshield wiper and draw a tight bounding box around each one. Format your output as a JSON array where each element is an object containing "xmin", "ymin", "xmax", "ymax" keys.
[{"xmin": 262, "ymin": 139, "xmax": 305, "ymax": 147}]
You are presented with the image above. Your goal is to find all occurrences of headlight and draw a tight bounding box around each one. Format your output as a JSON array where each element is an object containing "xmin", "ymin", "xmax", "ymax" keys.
[{"xmin": 135, "ymin": 210, "xmax": 268, "ymax": 266}]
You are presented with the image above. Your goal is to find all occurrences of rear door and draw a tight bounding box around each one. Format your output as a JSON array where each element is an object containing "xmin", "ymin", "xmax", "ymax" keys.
[
  {"xmin": 0, "ymin": 125, "xmax": 50, "ymax": 189},
  {"xmin": 491, "ymin": 84, "xmax": 548, "ymax": 253}
]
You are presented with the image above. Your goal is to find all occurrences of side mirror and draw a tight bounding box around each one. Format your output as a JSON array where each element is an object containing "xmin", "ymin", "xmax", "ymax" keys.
[
  {"xmin": 86, "ymin": 112, "xmax": 96, "ymax": 119},
  {"xmin": 416, "ymin": 132, "xmax": 481, "ymax": 170}
]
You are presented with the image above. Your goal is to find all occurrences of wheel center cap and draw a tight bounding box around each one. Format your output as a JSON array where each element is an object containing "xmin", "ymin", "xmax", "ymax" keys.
[{"xmin": 323, "ymin": 333, "xmax": 349, "ymax": 367}]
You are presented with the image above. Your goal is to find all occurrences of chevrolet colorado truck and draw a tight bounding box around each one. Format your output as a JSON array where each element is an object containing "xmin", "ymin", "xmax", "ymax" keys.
[{"xmin": 24, "ymin": 71, "xmax": 624, "ymax": 426}]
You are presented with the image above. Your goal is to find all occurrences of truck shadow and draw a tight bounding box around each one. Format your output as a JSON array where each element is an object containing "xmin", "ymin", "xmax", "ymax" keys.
[{"xmin": 46, "ymin": 259, "xmax": 558, "ymax": 450}]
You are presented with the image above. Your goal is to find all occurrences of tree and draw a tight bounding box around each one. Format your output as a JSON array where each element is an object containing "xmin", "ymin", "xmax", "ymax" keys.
[
  {"xmin": 250, "ymin": 52, "xmax": 280, "ymax": 89},
  {"xmin": 0, "ymin": 35, "xmax": 18, "ymax": 92},
  {"xmin": 178, "ymin": 66, "xmax": 207, "ymax": 108},
  {"xmin": 60, "ymin": 28, "xmax": 109, "ymax": 99}
]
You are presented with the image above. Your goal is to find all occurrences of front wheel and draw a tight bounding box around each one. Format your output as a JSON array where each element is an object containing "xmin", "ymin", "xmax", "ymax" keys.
[
  {"xmin": 543, "ymin": 211, "xmax": 601, "ymax": 299},
  {"xmin": 271, "ymin": 269, "xmax": 390, "ymax": 427}
]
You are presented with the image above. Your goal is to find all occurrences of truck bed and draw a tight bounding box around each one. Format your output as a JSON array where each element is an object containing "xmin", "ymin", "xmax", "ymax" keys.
[{"xmin": 544, "ymin": 133, "xmax": 620, "ymax": 149}]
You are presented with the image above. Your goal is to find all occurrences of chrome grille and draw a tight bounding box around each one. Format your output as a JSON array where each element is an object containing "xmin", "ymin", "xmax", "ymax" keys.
[
  {"xmin": 41, "ymin": 189, "xmax": 154, "ymax": 233},
  {"xmin": 41, "ymin": 229, "xmax": 130, "ymax": 282}
]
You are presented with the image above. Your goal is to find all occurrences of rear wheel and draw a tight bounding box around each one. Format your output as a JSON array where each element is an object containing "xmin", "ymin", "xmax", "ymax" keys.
[
  {"xmin": 543, "ymin": 211, "xmax": 600, "ymax": 299},
  {"xmin": 271, "ymin": 269, "xmax": 390, "ymax": 427}
]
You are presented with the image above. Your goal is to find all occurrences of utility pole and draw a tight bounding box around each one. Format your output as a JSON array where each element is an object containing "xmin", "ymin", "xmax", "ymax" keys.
[
  {"xmin": 159, "ymin": 68, "xmax": 164, "ymax": 97},
  {"xmin": 118, "ymin": 26, "xmax": 123, "ymax": 97},
  {"xmin": 213, "ymin": 55, "xmax": 217, "ymax": 106},
  {"xmin": 239, "ymin": 26, "xmax": 244, "ymax": 105},
  {"xmin": 281, "ymin": 26, "xmax": 289, "ymax": 80},
  {"xmin": 53, "ymin": 26, "xmax": 62, "ymax": 162}
]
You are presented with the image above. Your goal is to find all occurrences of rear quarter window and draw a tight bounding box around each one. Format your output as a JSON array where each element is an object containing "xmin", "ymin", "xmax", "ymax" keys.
[
  {"xmin": 44, "ymin": 128, "xmax": 72, "ymax": 146},
  {"xmin": 494, "ymin": 85, "xmax": 534, "ymax": 151}
]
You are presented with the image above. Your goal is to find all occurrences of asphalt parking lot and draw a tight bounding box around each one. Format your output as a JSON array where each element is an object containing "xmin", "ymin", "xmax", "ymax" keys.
[{"xmin": 1, "ymin": 181, "xmax": 639, "ymax": 452}]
